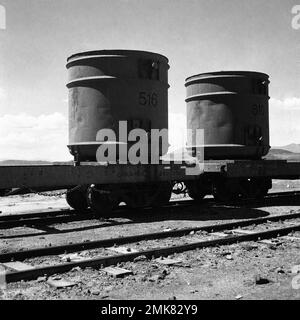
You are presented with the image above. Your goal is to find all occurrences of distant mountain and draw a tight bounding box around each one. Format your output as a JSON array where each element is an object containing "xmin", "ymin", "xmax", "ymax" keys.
[
  {"xmin": 264, "ymin": 147, "xmax": 300, "ymax": 161},
  {"xmin": 274, "ymin": 143, "xmax": 300, "ymax": 153},
  {"xmin": 268, "ymin": 148, "xmax": 294, "ymax": 154},
  {"xmin": 0, "ymin": 160, "xmax": 53, "ymax": 165}
]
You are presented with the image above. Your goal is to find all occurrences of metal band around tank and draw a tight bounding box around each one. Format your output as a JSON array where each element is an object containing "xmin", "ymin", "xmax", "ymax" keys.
[
  {"xmin": 66, "ymin": 55, "xmax": 128, "ymax": 68},
  {"xmin": 67, "ymin": 76, "xmax": 170, "ymax": 89},
  {"xmin": 185, "ymin": 92, "xmax": 270, "ymax": 102}
]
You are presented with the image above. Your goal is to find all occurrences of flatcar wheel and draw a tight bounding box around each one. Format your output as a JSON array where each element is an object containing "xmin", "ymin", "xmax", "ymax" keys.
[
  {"xmin": 0, "ymin": 189, "xmax": 11, "ymax": 197},
  {"xmin": 212, "ymin": 179, "xmax": 239, "ymax": 202},
  {"xmin": 66, "ymin": 187, "xmax": 88, "ymax": 211},
  {"xmin": 185, "ymin": 182, "xmax": 206, "ymax": 202},
  {"xmin": 187, "ymin": 189, "xmax": 205, "ymax": 202},
  {"xmin": 240, "ymin": 178, "xmax": 271, "ymax": 200},
  {"xmin": 124, "ymin": 183, "xmax": 171, "ymax": 209},
  {"xmin": 151, "ymin": 182, "xmax": 173, "ymax": 207},
  {"xmin": 86, "ymin": 185, "xmax": 114, "ymax": 216},
  {"xmin": 124, "ymin": 187, "xmax": 152, "ymax": 208}
]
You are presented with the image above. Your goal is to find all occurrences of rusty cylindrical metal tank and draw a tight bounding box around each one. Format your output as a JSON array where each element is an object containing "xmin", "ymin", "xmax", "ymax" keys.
[
  {"xmin": 66, "ymin": 50, "xmax": 169, "ymax": 162},
  {"xmin": 185, "ymin": 71, "xmax": 270, "ymax": 159}
]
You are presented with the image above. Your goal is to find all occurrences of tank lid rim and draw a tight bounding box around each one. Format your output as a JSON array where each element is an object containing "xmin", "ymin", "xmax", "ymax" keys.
[
  {"xmin": 67, "ymin": 49, "xmax": 169, "ymax": 63},
  {"xmin": 185, "ymin": 71, "xmax": 269, "ymax": 81}
]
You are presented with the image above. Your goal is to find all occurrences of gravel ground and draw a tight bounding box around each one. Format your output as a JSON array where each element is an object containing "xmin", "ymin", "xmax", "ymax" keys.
[{"xmin": 0, "ymin": 180, "xmax": 300, "ymax": 300}]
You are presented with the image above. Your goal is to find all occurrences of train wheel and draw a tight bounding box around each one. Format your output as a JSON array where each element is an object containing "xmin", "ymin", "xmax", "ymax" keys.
[
  {"xmin": 124, "ymin": 183, "xmax": 172, "ymax": 208},
  {"xmin": 86, "ymin": 185, "xmax": 117, "ymax": 216},
  {"xmin": 66, "ymin": 186, "xmax": 88, "ymax": 211},
  {"xmin": 0, "ymin": 189, "xmax": 11, "ymax": 197},
  {"xmin": 212, "ymin": 179, "xmax": 240, "ymax": 202},
  {"xmin": 151, "ymin": 182, "xmax": 173, "ymax": 207},
  {"xmin": 124, "ymin": 184, "xmax": 155, "ymax": 208},
  {"xmin": 187, "ymin": 189, "xmax": 205, "ymax": 202},
  {"xmin": 250, "ymin": 178, "xmax": 271, "ymax": 199},
  {"xmin": 185, "ymin": 181, "xmax": 206, "ymax": 202},
  {"xmin": 240, "ymin": 178, "xmax": 271, "ymax": 199}
]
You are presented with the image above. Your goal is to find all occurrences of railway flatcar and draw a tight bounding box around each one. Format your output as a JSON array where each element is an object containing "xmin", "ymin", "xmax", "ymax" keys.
[{"xmin": 1, "ymin": 49, "xmax": 300, "ymax": 216}]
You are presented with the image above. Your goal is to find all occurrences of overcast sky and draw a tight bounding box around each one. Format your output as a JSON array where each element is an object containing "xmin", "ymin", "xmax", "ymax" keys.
[{"xmin": 0, "ymin": 0, "xmax": 299, "ymax": 160}]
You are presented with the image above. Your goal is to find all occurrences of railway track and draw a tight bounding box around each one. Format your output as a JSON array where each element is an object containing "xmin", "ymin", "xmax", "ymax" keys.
[
  {"xmin": 0, "ymin": 190, "xmax": 300, "ymax": 230},
  {"xmin": 1, "ymin": 211, "xmax": 300, "ymax": 283}
]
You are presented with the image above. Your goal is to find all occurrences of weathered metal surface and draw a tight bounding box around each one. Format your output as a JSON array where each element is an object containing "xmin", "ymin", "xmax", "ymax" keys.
[
  {"xmin": 66, "ymin": 50, "xmax": 169, "ymax": 161},
  {"xmin": 1, "ymin": 160, "xmax": 300, "ymax": 189},
  {"xmin": 2, "ymin": 158, "xmax": 300, "ymax": 190},
  {"xmin": 185, "ymin": 71, "xmax": 270, "ymax": 159},
  {"xmin": 226, "ymin": 160, "xmax": 300, "ymax": 178},
  {"xmin": 0, "ymin": 163, "xmax": 199, "ymax": 189}
]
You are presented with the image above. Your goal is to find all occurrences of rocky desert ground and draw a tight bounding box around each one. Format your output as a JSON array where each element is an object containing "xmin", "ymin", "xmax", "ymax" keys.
[{"xmin": 0, "ymin": 179, "xmax": 300, "ymax": 300}]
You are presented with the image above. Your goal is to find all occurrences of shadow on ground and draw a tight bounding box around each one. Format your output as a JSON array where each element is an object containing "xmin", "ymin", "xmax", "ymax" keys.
[{"xmin": 1, "ymin": 193, "xmax": 299, "ymax": 239}]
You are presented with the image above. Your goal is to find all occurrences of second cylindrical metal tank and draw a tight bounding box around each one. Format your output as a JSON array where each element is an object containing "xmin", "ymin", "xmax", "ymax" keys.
[
  {"xmin": 185, "ymin": 71, "xmax": 270, "ymax": 159},
  {"xmin": 66, "ymin": 49, "xmax": 169, "ymax": 162}
]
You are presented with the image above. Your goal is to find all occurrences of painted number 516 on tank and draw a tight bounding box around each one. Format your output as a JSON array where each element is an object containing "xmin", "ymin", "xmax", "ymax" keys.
[{"xmin": 139, "ymin": 92, "xmax": 158, "ymax": 107}]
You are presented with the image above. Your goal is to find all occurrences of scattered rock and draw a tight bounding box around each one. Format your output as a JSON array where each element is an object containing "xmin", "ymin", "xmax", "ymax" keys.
[
  {"xmin": 36, "ymin": 276, "xmax": 47, "ymax": 282},
  {"xmin": 291, "ymin": 265, "xmax": 300, "ymax": 274},
  {"xmin": 155, "ymin": 257, "xmax": 183, "ymax": 266},
  {"xmin": 149, "ymin": 274, "xmax": 160, "ymax": 282},
  {"xmin": 71, "ymin": 266, "xmax": 81, "ymax": 272},
  {"xmin": 133, "ymin": 255, "xmax": 147, "ymax": 262},
  {"xmin": 158, "ymin": 269, "xmax": 169, "ymax": 280},
  {"xmin": 60, "ymin": 253, "xmax": 86, "ymax": 262},
  {"xmin": 220, "ymin": 251, "xmax": 231, "ymax": 256},
  {"xmin": 103, "ymin": 266, "xmax": 133, "ymax": 278},
  {"xmin": 149, "ymin": 270, "xmax": 169, "ymax": 282},
  {"xmin": 108, "ymin": 246, "xmax": 138, "ymax": 254},
  {"xmin": 254, "ymin": 275, "xmax": 271, "ymax": 285},
  {"xmin": 243, "ymin": 280, "xmax": 253, "ymax": 287},
  {"xmin": 275, "ymin": 267, "xmax": 285, "ymax": 274},
  {"xmin": 197, "ymin": 230, "xmax": 208, "ymax": 235},
  {"xmin": 47, "ymin": 278, "xmax": 77, "ymax": 288},
  {"xmin": 241, "ymin": 243, "xmax": 258, "ymax": 251},
  {"xmin": 91, "ymin": 289, "xmax": 100, "ymax": 295},
  {"xmin": 269, "ymin": 245, "xmax": 278, "ymax": 250}
]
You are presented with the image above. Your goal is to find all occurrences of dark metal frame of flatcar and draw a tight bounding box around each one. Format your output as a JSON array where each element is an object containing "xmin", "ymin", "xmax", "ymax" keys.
[{"xmin": 0, "ymin": 159, "xmax": 300, "ymax": 190}]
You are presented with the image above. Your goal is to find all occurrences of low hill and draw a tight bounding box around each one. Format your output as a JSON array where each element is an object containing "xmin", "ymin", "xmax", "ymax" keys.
[
  {"xmin": 264, "ymin": 148, "xmax": 300, "ymax": 161},
  {"xmin": 0, "ymin": 160, "xmax": 53, "ymax": 165},
  {"xmin": 274, "ymin": 143, "xmax": 300, "ymax": 153}
]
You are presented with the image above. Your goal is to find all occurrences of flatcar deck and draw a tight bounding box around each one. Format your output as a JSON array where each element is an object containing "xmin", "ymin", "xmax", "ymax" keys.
[{"xmin": 0, "ymin": 159, "xmax": 300, "ymax": 190}]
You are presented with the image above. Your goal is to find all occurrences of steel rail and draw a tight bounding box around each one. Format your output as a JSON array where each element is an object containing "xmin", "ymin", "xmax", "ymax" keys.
[
  {"xmin": 0, "ymin": 211, "xmax": 299, "ymax": 263},
  {"xmin": 3, "ymin": 222, "xmax": 300, "ymax": 283},
  {"xmin": 0, "ymin": 190, "xmax": 300, "ymax": 229},
  {"xmin": 0, "ymin": 208, "xmax": 74, "ymax": 221}
]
